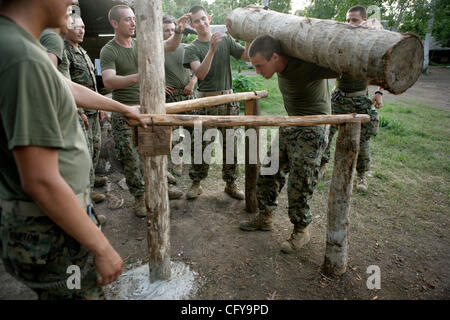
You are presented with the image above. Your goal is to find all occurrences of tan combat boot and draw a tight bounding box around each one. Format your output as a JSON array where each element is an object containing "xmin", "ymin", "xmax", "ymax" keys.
[
  {"xmin": 168, "ymin": 185, "xmax": 183, "ymax": 200},
  {"xmin": 280, "ymin": 224, "xmax": 311, "ymax": 254},
  {"xmin": 186, "ymin": 181, "xmax": 202, "ymax": 199},
  {"xmin": 96, "ymin": 214, "xmax": 107, "ymax": 226},
  {"xmin": 134, "ymin": 195, "xmax": 146, "ymax": 218},
  {"xmin": 355, "ymin": 173, "xmax": 368, "ymax": 192},
  {"xmin": 94, "ymin": 176, "xmax": 108, "ymax": 188},
  {"xmin": 224, "ymin": 181, "xmax": 245, "ymax": 200},
  {"xmin": 239, "ymin": 211, "xmax": 274, "ymax": 231},
  {"xmin": 91, "ymin": 191, "xmax": 106, "ymax": 203}
]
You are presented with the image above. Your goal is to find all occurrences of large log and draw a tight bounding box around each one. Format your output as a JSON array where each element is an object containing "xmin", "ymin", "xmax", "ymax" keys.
[
  {"xmin": 226, "ymin": 7, "xmax": 424, "ymax": 94},
  {"xmin": 129, "ymin": 114, "xmax": 370, "ymax": 127},
  {"xmin": 136, "ymin": 0, "xmax": 171, "ymax": 282},
  {"xmin": 166, "ymin": 90, "xmax": 268, "ymax": 114},
  {"xmin": 323, "ymin": 123, "xmax": 360, "ymax": 276}
]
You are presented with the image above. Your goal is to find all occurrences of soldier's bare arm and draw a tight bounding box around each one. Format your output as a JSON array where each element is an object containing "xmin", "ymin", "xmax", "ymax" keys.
[
  {"xmin": 164, "ymin": 13, "xmax": 191, "ymax": 53},
  {"xmin": 101, "ymin": 68, "xmax": 139, "ymax": 91},
  {"xmin": 12, "ymin": 145, "xmax": 123, "ymax": 286}
]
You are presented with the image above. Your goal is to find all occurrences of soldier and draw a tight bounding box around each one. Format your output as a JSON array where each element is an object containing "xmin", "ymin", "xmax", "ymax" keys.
[
  {"xmin": 163, "ymin": 15, "xmax": 198, "ymax": 180},
  {"xmin": 65, "ymin": 14, "xmax": 108, "ymax": 204},
  {"xmin": 100, "ymin": 5, "xmax": 190, "ymax": 216},
  {"xmin": 183, "ymin": 5, "xmax": 250, "ymax": 200},
  {"xmin": 0, "ymin": 0, "xmax": 146, "ymax": 299},
  {"xmin": 320, "ymin": 5, "xmax": 382, "ymax": 192},
  {"xmin": 239, "ymin": 35, "xmax": 339, "ymax": 254}
]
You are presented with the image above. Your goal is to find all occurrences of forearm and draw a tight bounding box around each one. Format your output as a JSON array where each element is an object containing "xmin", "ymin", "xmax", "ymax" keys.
[
  {"xmin": 194, "ymin": 50, "xmax": 215, "ymax": 80},
  {"xmin": 103, "ymin": 73, "xmax": 138, "ymax": 90},
  {"xmin": 164, "ymin": 32, "xmax": 183, "ymax": 53},
  {"xmin": 67, "ymin": 79, "xmax": 133, "ymax": 114}
]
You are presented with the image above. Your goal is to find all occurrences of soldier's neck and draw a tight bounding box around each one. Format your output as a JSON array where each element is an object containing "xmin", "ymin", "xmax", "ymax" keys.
[
  {"xmin": 66, "ymin": 39, "xmax": 78, "ymax": 49},
  {"xmin": 114, "ymin": 32, "xmax": 133, "ymax": 48}
]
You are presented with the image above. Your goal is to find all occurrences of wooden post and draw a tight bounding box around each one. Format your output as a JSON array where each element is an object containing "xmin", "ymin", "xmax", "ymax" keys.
[
  {"xmin": 244, "ymin": 99, "xmax": 260, "ymax": 213},
  {"xmin": 323, "ymin": 123, "xmax": 361, "ymax": 276},
  {"xmin": 135, "ymin": 0, "xmax": 171, "ymax": 281}
]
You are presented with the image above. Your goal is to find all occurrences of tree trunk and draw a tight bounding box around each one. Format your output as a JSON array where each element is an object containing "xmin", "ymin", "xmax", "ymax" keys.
[
  {"xmin": 323, "ymin": 123, "xmax": 360, "ymax": 276},
  {"xmin": 129, "ymin": 114, "xmax": 370, "ymax": 128},
  {"xmin": 226, "ymin": 7, "xmax": 424, "ymax": 94},
  {"xmin": 423, "ymin": 0, "xmax": 435, "ymax": 73},
  {"xmin": 135, "ymin": 0, "xmax": 171, "ymax": 282}
]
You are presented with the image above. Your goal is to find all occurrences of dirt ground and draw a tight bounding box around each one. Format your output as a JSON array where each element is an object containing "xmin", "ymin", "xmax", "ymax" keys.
[{"xmin": 1, "ymin": 66, "xmax": 449, "ymax": 300}]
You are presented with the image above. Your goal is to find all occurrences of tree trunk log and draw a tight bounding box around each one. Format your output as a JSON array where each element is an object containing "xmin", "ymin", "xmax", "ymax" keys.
[
  {"xmin": 128, "ymin": 114, "xmax": 370, "ymax": 128},
  {"xmin": 323, "ymin": 123, "xmax": 360, "ymax": 276},
  {"xmin": 226, "ymin": 7, "xmax": 424, "ymax": 94},
  {"xmin": 136, "ymin": 0, "xmax": 171, "ymax": 282},
  {"xmin": 244, "ymin": 99, "xmax": 260, "ymax": 213},
  {"xmin": 166, "ymin": 90, "xmax": 268, "ymax": 114}
]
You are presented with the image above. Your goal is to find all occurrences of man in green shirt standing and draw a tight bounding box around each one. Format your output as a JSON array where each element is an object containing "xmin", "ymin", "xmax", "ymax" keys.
[
  {"xmin": 65, "ymin": 14, "xmax": 108, "ymax": 204},
  {"xmin": 320, "ymin": 5, "xmax": 383, "ymax": 192},
  {"xmin": 163, "ymin": 16, "xmax": 198, "ymax": 181},
  {"xmin": 0, "ymin": 0, "xmax": 146, "ymax": 299},
  {"xmin": 183, "ymin": 5, "xmax": 250, "ymax": 200},
  {"xmin": 100, "ymin": 5, "xmax": 191, "ymax": 216},
  {"xmin": 239, "ymin": 35, "xmax": 339, "ymax": 254}
]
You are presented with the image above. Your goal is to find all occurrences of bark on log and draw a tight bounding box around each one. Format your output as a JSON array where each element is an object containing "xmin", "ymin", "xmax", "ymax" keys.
[
  {"xmin": 226, "ymin": 7, "xmax": 424, "ymax": 94},
  {"xmin": 323, "ymin": 123, "xmax": 361, "ymax": 276},
  {"xmin": 136, "ymin": 0, "xmax": 171, "ymax": 282},
  {"xmin": 128, "ymin": 114, "xmax": 370, "ymax": 127},
  {"xmin": 166, "ymin": 90, "xmax": 268, "ymax": 114},
  {"xmin": 244, "ymin": 99, "xmax": 260, "ymax": 213}
]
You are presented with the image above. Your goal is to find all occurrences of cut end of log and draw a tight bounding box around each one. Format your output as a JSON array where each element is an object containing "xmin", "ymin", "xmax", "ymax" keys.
[{"xmin": 382, "ymin": 34, "xmax": 424, "ymax": 94}]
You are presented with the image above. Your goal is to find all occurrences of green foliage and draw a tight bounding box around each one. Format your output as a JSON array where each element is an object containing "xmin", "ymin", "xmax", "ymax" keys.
[
  {"xmin": 232, "ymin": 73, "xmax": 257, "ymax": 92},
  {"xmin": 183, "ymin": 34, "xmax": 197, "ymax": 44},
  {"xmin": 379, "ymin": 115, "xmax": 407, "ymax": 136}
]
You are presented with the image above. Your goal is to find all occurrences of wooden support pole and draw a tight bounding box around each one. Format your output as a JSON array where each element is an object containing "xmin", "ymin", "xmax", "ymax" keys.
[
  {"xmin": 244, "ymin": 99, "xmax": 260, "ymax": 213},
  {"xmin": 323, "ymin": 122, "xmax": 361, "ymax": 276},
  {"xmin": 166, "ymin": 90, "xmax": 268, "ymax": 114},
  {"xmin": 135, "ymin": 0, "xmax": 171, "ymax": 281},
  {"xmin": 128, "ymin": 114, "xmax": 370, "ymax": 127}
]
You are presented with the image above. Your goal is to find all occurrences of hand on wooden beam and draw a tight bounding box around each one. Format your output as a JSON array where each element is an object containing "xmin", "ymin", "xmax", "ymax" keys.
[{"xmin": 124, "ymin": 105, "xmax": 148, "ymax": 129}]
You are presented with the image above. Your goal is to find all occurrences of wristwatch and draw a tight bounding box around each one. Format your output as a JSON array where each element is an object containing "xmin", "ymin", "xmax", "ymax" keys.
[{"xmin": 174, "ymin": 28, "xmax": 183, "ymax": 34}]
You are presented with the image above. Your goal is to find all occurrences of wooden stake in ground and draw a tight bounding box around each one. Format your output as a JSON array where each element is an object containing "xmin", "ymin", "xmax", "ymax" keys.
[
  {"xmin": 323, "ymin": 123, "xmax": 361, "ymax": 276},
  {"xmin": 135, "ymin": 0, "xmax": 171, "ymax": 281},
  {"xmin": 226, "ymin": 7, "xmax": 424, "ymax": 94}
]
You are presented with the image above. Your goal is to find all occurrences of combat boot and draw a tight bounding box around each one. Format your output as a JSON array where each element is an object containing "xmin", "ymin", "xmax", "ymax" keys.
[
  {"xmin": 134, "ymin": 195, "xmax": 146, "ymax": 218},
  {"xmin": 172, "ymin": 162, "xmax": 183, "ymax": 176},
  {"xmin": 94, "ymin": 176, "xmax": 108, "ymax": 188},
  {"xmin": 239, "ymin": 211, "xmax": 274, "ymax": 231},
  {"xmin": 355, "ymin": 173, "xmax": 368, "ymax": 192},
  {"xmin": 186, "ymin": 180, "xmax": 202, "ymax": 199},
  {"xmin": 280, "ymin": 224, "xmax": 311, "ymax": 254},
  {"xmin": 91, "ymin": 191, "xmax": 106, "ymax": 203},
  {"xmin": 96, "ymin": 214, "xmax": 107, "ymax": 226},
  {"xmin": 224, "ymin": 181, "xmax": 245, "ymax": 200},
  {"xmin": 168, "ymin": 185, "xmax": 183, "ymax": 200}
]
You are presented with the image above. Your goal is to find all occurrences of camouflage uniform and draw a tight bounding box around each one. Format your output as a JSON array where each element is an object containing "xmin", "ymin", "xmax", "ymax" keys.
[
  {"xmin": 0, "ymin": 198, "xmax": 105, "ymax": 300},
  {"xmin": 188, "ymin": 93, "xmax": 240, "ymax": 183},
  {"xmin": 257, "ymin": 125, "xmax": 328, "ymax": 226},
  {"xmin": 111, "ymin": 112, "xmax": 145, "ymax": 197},
  {"xmin": 321, "ymin": 89, "xmax": 379, "ymax": 174},
  {"xmin": 65, "ymin": 41, "xmax": 102, "ymax": 190}
]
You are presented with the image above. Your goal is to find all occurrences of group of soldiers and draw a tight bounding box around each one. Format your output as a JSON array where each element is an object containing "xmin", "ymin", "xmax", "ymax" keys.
[{"xmin": 0, "ymin": 0, "xmax": 382, "ymax": 300}]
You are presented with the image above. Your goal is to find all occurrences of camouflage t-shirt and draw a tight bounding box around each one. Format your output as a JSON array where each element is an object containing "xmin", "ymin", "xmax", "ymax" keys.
[
  {"xmin": 277, "ymin": 57, "xmax": 339, "ymax": 116},
  {"xmin": 39, "ymin": 28, "xmax": 71, "ymax": 79},
  {"xmin": 183, "ymin": 35, "xmax": 244, "ymax": 92}
]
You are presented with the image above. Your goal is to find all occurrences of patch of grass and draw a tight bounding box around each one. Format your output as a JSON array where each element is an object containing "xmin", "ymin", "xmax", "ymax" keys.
[{"xmin": 374, "ymin": 171, "xmax": 388, "ymax": 181}]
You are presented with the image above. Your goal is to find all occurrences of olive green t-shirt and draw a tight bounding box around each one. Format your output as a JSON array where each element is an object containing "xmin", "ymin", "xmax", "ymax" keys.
[
  {"xmin": 277, "ymin": 57, "xmax": 340, "ymax": 116},
  {"xmin": 0, "ymin": 17, "xmax": 90, "ymax": 201},
  {"xmin": 39, "ymin": 28, "xmax": 71, "ymax": 79},
  {"xmin": 183, "ymin": 36, "xmax": 245, "ymax": 92},
  {"xmin": 335, "ymin": 74, "xmax": 368, "ymax": 93},
  {"xmin": 100, "ymin": 38, "xmax": 139, "ymax": 104},
  {"xmin": 165, "ymin": 44, "xmax": 191, "ymax": 89}
]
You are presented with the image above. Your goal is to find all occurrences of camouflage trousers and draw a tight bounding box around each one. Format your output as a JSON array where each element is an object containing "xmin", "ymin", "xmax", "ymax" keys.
[
  {"xmin": 0, "ymin": 201, "xmax": 105, "ymax": 300},
  {"xmin": 257, "ymin": 125, "xmax": 328, "ymax": 227},
  {"xmin": 186, "ymin": 97, "xmax": 240, "ymax": 183},
  {"xmin": 78, "ymin": 112, "xmax": 101, "ymax": 190},
  {"xmin": 321, "ymin": 90, "xmax": 379, "ymax": 174},
  {"xmin": 111, "ymin": 112, "xmax": 145, "ymax": 197}
]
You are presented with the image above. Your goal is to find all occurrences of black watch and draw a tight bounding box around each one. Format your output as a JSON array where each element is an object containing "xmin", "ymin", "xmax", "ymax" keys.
[
  {"xmin": 375, "ymin": 90, "xmax": 383, "ymax": 96},
  {"xmin": 175, "ymin": 28, "xmax": 183, "ymax": 34}
]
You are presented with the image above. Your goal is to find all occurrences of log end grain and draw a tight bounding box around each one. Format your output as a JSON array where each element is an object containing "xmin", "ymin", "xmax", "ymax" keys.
[{"xmin": 380, "ymin": 34, "xmax": 424, "ymax": 94}]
